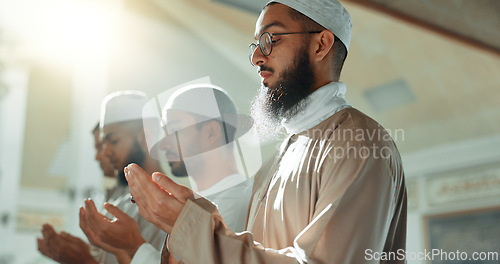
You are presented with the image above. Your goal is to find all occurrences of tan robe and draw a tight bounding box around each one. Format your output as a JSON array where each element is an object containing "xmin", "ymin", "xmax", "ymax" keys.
[{"xmin": 168, "ymin": 108, "xmax": 406, "ymax": 263}]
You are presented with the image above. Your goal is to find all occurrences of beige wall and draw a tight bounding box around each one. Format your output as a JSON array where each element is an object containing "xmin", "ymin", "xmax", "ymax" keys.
[
  {"xmin": 342, "ymin": 2, "xmax": 500, "ymax": 153},
  {"xmin": 21, "ymin": 63, "xmax": 72, "ymax": 189}
]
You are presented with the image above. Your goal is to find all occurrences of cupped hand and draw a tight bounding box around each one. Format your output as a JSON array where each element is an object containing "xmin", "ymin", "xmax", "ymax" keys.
[
  {"xmin": 81, "ymin": 199, "xmax": 145, "ymax": 259},
  {"xmin": 124, "ymin": 163, "xmax": 193, "ymax": 234}
]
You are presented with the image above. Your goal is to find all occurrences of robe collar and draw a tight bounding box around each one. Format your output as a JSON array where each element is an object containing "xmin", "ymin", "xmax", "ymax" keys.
[{"xmin": 282, "ymin": 82, "xmax": 351, "ymax": 134}]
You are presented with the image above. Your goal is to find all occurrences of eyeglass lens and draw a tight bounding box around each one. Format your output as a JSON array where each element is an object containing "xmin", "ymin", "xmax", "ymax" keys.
[
  {"xmin": 249, "ymin": 32, "xmax": 273, "ymax": 66},
  {"xmin": 260, "ymin": 32, "xmax": 272, "ymax": 56}
]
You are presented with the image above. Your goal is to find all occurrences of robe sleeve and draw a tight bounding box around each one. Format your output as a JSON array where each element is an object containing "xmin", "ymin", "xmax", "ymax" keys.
[{"xmin": 168, "ymin": 139, "xmax": 405, "ymax": 264}]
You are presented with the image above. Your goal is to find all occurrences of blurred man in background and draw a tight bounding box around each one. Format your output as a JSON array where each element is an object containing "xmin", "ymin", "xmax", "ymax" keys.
[
  {"xmin": 92, "ymin": 123, "xmax": 115, "ymax": 179},
  {"xmin": 38, "ymin": 91, "xmax": 166, "ymax": 264},
  {"xmin": 82, "ymin": 84, "xmax": 254, "ymax": 264}
]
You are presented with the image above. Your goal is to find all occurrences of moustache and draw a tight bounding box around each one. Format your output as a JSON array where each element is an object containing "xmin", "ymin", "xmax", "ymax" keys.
[{"xmin": 259, "ymin": 66, "xmax": 274, "ymax": 74}]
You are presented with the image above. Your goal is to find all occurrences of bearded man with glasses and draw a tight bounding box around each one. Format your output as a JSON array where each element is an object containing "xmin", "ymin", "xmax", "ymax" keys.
[{"xmin": 125, "ymin": 0, "xmax": 407, "ymax": 263}]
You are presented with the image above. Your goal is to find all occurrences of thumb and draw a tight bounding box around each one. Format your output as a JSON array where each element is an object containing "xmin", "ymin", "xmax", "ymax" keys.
[
  {"xmin": 104, "ymin": 203, "xmax": 130, "ymax": 220},
  {"xmin": 152, "ymin": 172, "xmax": 192, "ymax": 202}
]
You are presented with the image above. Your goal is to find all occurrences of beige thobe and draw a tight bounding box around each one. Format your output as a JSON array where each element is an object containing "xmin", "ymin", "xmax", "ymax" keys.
[{"xmin": 167, "ymin": 107, "xmax": 406, "ymax": 263}]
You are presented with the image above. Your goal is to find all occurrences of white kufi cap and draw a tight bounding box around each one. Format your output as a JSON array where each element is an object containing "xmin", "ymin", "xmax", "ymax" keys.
[
  {"xmin": 100, "ymin": 90, "xmax": 156, "ymax": 127},
  {"xmin": 267, "ymin": 0, "xmax": 352, "ymax": 51}
]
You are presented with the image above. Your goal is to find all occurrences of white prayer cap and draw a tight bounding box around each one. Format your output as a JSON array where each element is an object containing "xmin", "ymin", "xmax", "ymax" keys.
[
  {"xmin": 100, "ymin": 90, "xmax": 155, "ymax": 127},
  {"xmin": 163, "ymin": 84, "xmax": 236, "ymax": 123},
  {"xmin": 266, "ymin": 0, "xmax": 352, "ymax": 51},
  {"xmin": 147, "ymin": 83, "xmax": 253, "ymax": 159},
  {"xmin": 161, "ymin": 84, "xmax": 252, "ymax": 135}
]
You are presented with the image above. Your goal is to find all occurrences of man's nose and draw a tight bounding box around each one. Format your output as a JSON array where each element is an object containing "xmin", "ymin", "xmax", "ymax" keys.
[
  {"xmin": 95, "ymin": 144, "xmax": 103, "ymax": 161},
  {"xmin": 102, "ymin": 143, "xmax": 112, "ymax": 158},
  {"xmin": 251, "ymin": 45, "xmax": 267, "ymax": 66}
]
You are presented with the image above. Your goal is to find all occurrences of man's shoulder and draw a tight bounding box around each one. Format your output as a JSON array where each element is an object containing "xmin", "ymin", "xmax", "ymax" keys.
[
  {"xmin": 320, "ymin": 107, "xmax": 380, "ymax": 131},
  {"xmin": 301, "ymin": 107, "xmax": 382, "ymax": 136},
  {"xmin": 302, "ymin": 107, "xmax": 401, "ymax": 151}
]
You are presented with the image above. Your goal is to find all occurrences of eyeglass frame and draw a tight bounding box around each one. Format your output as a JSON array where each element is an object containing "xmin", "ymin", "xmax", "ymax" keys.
[{"xmin": 248, "ymin": 31, "xmax": 322, "ymax": 66}]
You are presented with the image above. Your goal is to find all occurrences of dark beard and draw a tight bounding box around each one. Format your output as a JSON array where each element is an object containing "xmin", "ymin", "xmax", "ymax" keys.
[
  {"xmin": 117, "ymin": 139, "xmax": 146, "ymax": 186},
  {"xmin": 251, "ymin": 45, "xmax": 315, "ymax": 140},
  {"xmin": 170, "ymin": 159, "xmax": 188, "ymax": 177}
]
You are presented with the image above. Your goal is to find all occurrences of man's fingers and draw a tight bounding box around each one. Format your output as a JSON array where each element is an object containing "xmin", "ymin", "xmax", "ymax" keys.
[
  {"xmin": 79, "ymin": 206, "xmax": 97, "ymax": 245},
  {"xmin": 85, "ymin": 227, "xmax": 110, "ymax": 251},
  {"xmin": 60, "ymin": 232, "xmax": 70, "ymax": 239},
  {"xmin": 104, "ymin": 203, "xmax": 130, "ymax": 221},
  {"xmin": 151, "ymin": 172, "xmax": 173, "ymax": 191},
  {"xmin": 125, "ymin": 163, "xmax": 187, "ymax": 230},
  {"xmin": 60, "ymin": 232, "xmax": 78, "ymax": 244},
  {"xmin": 152, "ymin": 172, "xmax": 193, "ymax": 202},
  {"xmin": 84, "ymin": 199, "xmax": 99, "ymax": 215},
  {"xmin": 85, "ymin": 199, "xmax": 108, "ymax": 229},
  {"xmin": 79, "ymin": 207, "xmax": 87, "ymax": 230},
  {"xmin": 42, "ymin": 223, "xmax": 56, "ymax": 233},
  {"xmin": 85, "ymin": 226, "xmax": 99, "ymax": 245},
  {"xmin": 124, "ymin": 163, "xmax": 155, "ymax": 201},
  {"xmin": 37, "ymin": 238, "xmax": 51, "ymax": 257},
  {"xmin": 85, "ymin": 198, "xmax": 108, "ymax": 221},
  {"xmin": 37, "ymin": 238, "xmax": 45, "ymax": 250},
  {"xmin": 41, "ymin": 224, "xmax": 57, "ymax": 238},
  {"xmin": 124, "ymin": 163, "xmax": 147, "ymax": 183}
]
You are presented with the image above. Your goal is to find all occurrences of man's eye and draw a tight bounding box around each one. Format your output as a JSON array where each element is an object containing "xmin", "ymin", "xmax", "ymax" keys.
[{"xmin": 272, "ymin": 39, "xmax": 280, "ymax": 44}]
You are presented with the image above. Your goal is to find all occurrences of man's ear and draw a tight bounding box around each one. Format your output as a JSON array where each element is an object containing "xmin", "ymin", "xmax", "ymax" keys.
[
  {"xmin": 204, "ymin": 121, "xmax": 223, "ymax": 145},
  {"xmin": 312, "ymin": 30, "xmax": 335, "ymax": 62},
  {"xmin": 136, "ymin": 129, "xmax": 148, "ymax": 152}
]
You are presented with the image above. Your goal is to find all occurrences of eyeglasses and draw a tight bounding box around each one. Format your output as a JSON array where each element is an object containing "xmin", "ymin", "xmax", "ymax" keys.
[{"xmin": 248, "ymin": 31, "xmax": 322, "ymax": 66}]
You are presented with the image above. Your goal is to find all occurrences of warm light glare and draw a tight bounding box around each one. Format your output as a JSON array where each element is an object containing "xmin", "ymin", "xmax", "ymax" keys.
[{"xmin": 0, "ymin": 0, "xmax": 120, "ymax": 63}]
